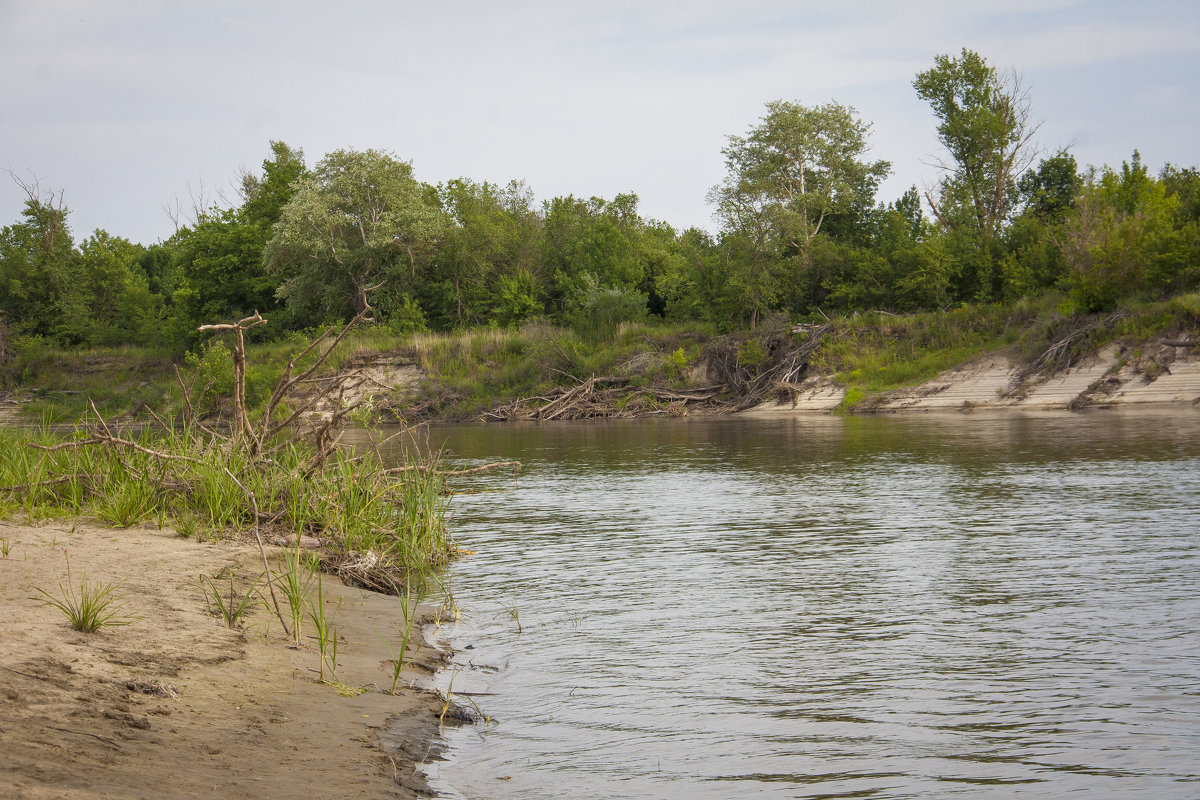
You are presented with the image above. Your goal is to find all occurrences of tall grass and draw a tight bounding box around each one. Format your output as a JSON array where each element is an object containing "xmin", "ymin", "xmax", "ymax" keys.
[
  {"xmin": 809, "ymin": 304, "xmax": 1030, "ymax": 409},
  {"xmin": 0, "ymin": 422, "xmax": 454, "ymax": 583}
]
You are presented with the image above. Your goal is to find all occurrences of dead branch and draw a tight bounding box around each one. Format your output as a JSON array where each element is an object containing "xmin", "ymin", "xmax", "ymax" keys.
[
  {"xmin": 221, "ymin": 466, "xmax": 290, "ymax": 636},
  {"xmin": 198, "ymin": 312, "xmax": 267, "ymax": 440},
  {"xmin": 254, "ymin": 307, "xmax": 372, "ymax": 451},
  {"xmin": 381, "ymin": 460, "xmax": 522, "ymax": 478}
]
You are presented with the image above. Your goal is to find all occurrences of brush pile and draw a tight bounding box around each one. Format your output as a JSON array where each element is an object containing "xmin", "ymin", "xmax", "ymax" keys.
[{"xmin": 482, "ymin": 322, "xmax": 830, "ymax": 421}]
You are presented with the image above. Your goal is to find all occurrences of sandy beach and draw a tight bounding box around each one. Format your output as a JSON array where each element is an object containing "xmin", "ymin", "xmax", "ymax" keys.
[{"xmin": 0, "ymin": 519, "xmax": 449, "ymax": 800}]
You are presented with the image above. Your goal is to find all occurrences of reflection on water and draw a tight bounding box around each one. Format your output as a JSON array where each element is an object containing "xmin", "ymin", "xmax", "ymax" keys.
[{"xmin": 381, "ymin": 411, "xmax": 1200, "ymax": 799}]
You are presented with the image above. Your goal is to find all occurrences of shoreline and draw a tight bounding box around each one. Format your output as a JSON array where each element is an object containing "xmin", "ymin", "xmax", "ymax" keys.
[
  {"xmin": 742, "ymin": 342, "xmax": 1200, "ymax": 416},
  {"xmin": 0, "ymin": 519, "xmax": 450, "ymax": 800}
]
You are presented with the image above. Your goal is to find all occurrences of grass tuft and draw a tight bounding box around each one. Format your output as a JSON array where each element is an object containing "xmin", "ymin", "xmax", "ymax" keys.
[
  {"xmin": 35, "ymin": 552, "xmax": 133, "ymax": 633},
  {"xmin": 201, "ymin": 570, "xmax": 264, "ymax": 628}
]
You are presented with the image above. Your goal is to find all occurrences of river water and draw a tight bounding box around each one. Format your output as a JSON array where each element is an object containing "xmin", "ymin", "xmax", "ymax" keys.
[{"xmin": 396, "ymin": 411, "xmax": 1200, "ymax": 799}]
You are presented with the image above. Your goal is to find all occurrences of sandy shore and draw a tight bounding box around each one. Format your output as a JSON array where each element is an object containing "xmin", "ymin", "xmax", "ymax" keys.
[{"xmin": 0, "ymin": 520, "xmax": 449, "ymax": 800}]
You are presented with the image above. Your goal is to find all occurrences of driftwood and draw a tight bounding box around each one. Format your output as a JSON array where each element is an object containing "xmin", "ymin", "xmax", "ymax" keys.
[
  {"xmin": 1030, "ymin": 311, "xmax": 1127, "ymax": 372},
  {"xmin": 704, "ymin": 323, "xmax": 831, "ymax": 411},
  {"xmin": 479, "ymin": 325, "xmax": 832, "ymax": 422},
  {"xmin": 381, "ymin": 460, "xmax": 521, "ymax": 478}
]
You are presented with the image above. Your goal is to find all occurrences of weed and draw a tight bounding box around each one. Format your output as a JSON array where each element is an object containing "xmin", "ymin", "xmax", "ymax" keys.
[
  {"xmin": 308, "ymin": 571, "xmax": 339, "ymax": 681},
  {"xmin": 436, "ymin": 668, "xmax": 490, "ymax": 725},
  {"xmin": 200, "ymin": 570, "xmax": 264, "ymax": 628},
  {"xmin": 431, "ymin": 576, "xmax": 459, "ymax": 627},
  {"xmin": 35, "ymin": 552, "xmax": 132, "ymax": 633},
  {"xmin": 501, "ymin": 601, "xmax": 523, "ymax": 634},
  {"xmin": 381, "ymin": 585, "xmax": 418, "ymax": 694},
  {"xmin": 439, "ymin": 667, "xmax": 460, "ymax": 723},
  {"xmin": 275, "ymin": 548, "xmax": 312, "ymax": 644},
  {"xmin": 0, "ymin": 538, "xmax": 13, "ymax": 558}
]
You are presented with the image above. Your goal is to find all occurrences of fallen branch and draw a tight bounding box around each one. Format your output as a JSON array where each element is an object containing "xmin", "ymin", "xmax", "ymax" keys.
[{"xmin": 222, "ymin": 466, "xmax": 290, "ymax": 637}]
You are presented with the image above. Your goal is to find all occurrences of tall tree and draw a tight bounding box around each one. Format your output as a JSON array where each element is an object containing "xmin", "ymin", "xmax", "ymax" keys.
[
  {"xmin": 428, "ymin": 178, "xmax": 543, "ymax": 328},
  {"xmin": 170, "ymin": 142, "xmax": 307, "ymax": 335},
  {"xmin": 709, "ymin": 101, "xmax": 890, "ymax": 321},
  {"xmin": 72, "ymin": 230, "xmax": 155, "ymax": 345},
  {"xmin": 265, "ymin": 149, "xmax": 447, "ymax": 321},
  {"xmin": 914, "ymin": 48, "xmax": 1038, "ymax": 239},
  {"xmin": 0, "ymin": 176, "xmax": 79, "ymax": 342},
  {"xmin": 239, "ymin": 140, "xmax": 308, "ymax": 226},
  {"xmin": 710, "ymin": 101, "xmax": 891, "ymax": 262}
]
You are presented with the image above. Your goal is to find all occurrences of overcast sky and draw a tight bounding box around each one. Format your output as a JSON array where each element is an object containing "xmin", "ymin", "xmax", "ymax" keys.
[{"xmin": 2, "ymin": 1, "xmax": 1198, "ymax": 245}]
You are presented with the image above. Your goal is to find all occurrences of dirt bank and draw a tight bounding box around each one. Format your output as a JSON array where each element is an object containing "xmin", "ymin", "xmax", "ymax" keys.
[
  {"xmin": 745, "ymin": 337, "xmax": 1200, "ymax": 415},
  {"xmin": 0, "ymin": 520, "xmax": 450, "ymax": 800}
]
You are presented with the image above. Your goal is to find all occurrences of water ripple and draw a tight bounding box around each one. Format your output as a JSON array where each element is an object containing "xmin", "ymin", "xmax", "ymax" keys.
[{"xmin": 386, "ymin": 414, "xmax": 1200, "ymax": 799}]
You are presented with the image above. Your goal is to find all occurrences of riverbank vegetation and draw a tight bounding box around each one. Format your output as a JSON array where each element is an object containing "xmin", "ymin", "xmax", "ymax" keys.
[
  {"xmin": 0, "ymin": 310, "xmax": 472, "ymax": 597},
  {"xmin": 3, "ymin": 49, "xmax": 1199, "ymax": 417}
]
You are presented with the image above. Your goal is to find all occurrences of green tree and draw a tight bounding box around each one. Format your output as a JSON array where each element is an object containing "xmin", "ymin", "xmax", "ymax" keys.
[
  {"xmin": 997, "ymin": 152, "xmax": 1080, "ymax": 300},
  {"xmin": 265, "ymin": 149, "xmax": 447, "ymax": 322},
  {"xmin": 655, "ymin": 228, "xmax": 735, "ymax": 325},
  {"xmin": 1160, "ymin": 164, "xmax": 1200, "ymax": 224},
  {"xmin": 709, "ymin": 101, "xmax": 890, "ymax": 320},
  {"xmin": 539, "ymin": 193, "xmax": 646, "ymax": 316},
  {"xmin": 427, "ymin": 178, "xmax": 543, "ymax": 328},
  {"xmin": 1017, "ymin": 151, "xmax": 1081, "ymax": 223},
  {"xmin": 169, "ymin": 142, "xmax": 307, "ymax": 338},
  {"xmin": 73, "ymin": 230, "xmax": 156, "ymax": 345},
  {"xmin": 1060, "ymin": 152, "xmax": 1197, "ymax": 310},
  {"xmin": 914, "ymin": 49, "xmax": 1038, "ymax": 239},
  {"xmin": 171, "ymin": 207, "xmax": 282, "ymax": 330},
  {"xmin": 0, "ymin": 181, "xmax": 79, "ymax": 342},
  {"xmin": 239, "ymin": 140, "xmax": 308, "ymax": 226},
  {"xmin": 710, "ymin": 100, "xmax": 891, "ymax": 263}
]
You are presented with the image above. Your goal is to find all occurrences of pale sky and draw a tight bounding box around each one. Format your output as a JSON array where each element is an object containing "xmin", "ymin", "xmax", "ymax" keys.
[{"xmin": 2, "ymin": 1, "xmax": 1198, "ymax": 245}]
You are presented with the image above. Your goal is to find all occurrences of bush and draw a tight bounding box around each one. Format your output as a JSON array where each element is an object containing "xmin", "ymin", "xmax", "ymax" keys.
[{"xmin": 566, "ymin": 275, "xmax": 648, "ymax": 342}]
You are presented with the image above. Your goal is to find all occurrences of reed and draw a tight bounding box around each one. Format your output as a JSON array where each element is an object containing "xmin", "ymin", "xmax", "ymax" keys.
[
  {"xmin": 0, "ymin": 420, "xmax": 455, "ymax": 585},
  {"xmin": 275, "ymin": 548, "xmax": 312, "ymax": 644},
  {"xmin": 381, "ymin": 585, "xmax": 417, "ymax": 694},
  {"xmin": 308, "ymin": 571, "xmax": 338, "ymax": 682}
]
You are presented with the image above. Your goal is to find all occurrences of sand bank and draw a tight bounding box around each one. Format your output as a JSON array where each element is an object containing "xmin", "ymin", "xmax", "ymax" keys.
[
  {"xmin": 0, "ymin": 520, "xmax": 449, "ymax": 799},
  {"xmin": 745, "ymin": 339, "xmax": 1200, "ymax": 415}
]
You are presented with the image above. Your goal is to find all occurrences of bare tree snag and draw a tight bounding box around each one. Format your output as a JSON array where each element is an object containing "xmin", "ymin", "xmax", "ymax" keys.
[{"xmin": 197, "ymin": 312, "xmax": 267, "ymax": 440}]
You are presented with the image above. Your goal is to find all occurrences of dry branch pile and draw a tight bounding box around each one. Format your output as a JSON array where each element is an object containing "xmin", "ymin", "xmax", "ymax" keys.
[
  {"xmin": 1003, "ymin": 311, "xmax": 1130, "ymax": 399},
  {"xmin": 481, "ymin": 324, "xmax": 830, "ymax": 421},
  {"xmin": 703, "ymin": 323, "xmax": 830, "ymax": 411}
]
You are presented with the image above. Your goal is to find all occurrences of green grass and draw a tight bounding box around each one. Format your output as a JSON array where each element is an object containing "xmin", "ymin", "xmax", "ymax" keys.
[
  {"xmin": 0, "ymin": 422, "xmax": 454, "ymax": 584},
  {"xmin": 275, "ymin": 548, "xmax": 314, "ymax": 644},
  {"xmin": 406, "ymin": 319, "xmax": 716, "ymax": 418},
  {"xmin": 35, "ymin": 552, "xmax": 133, "ymax": 633},
  {"xmin": 381, "ymin": 584, "xmax": 417, "ymax": 694},
  {"xmin": 201, "ymin": 570, "xmax": 264, "ymax": 629},
  {"xmin": 1, "ymin": 343, "xmax": 175, "ymax": 421},
  {"xmin": 5, "ymin": 293, "xmax": 1197, "ymax": 421},
  {"xmin": 308, "ymin": 571, "xmax": 338, "ymax": 682}
]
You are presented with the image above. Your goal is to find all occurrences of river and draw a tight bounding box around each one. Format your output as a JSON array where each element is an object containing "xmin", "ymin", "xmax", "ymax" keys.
[{"xmin": 387, "ymin": 411, "xmax": 1200, "ymax": 799}]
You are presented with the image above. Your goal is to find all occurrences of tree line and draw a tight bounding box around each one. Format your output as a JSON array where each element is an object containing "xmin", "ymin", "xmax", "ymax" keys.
[{"xmin": 3, "ymin": 48, "xmax": 1199, "ymax": 353}]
